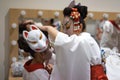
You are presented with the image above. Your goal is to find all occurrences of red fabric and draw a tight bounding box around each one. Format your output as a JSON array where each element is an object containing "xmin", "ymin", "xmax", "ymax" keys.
[
  {"xmin": 110, "ymin": 20, "xmax": 120, "ymax": 31},
  {"xmin": 91, "ymin": 65, "xmax": 108, "ymax": 80},
  {"xmin": 24, "ymin": 59, "xmax": 45, "ymax": 72}
]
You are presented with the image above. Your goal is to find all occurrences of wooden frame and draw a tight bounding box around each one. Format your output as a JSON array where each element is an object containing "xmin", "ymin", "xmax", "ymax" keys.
[
  {"xmin": 8, "ymin": 8, "xmax": 119, "ymax": 80},
  {"xmin": 8, "ymin": 8, "xmax": 63, "ymax": 80},
  {"xmin": 9, "ymin": 8, "xmax": 63, "ymax": 63}
]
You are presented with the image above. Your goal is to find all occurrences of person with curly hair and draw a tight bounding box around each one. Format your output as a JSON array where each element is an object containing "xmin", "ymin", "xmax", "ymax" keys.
[{"xmin": 18, "ymin": 20, "xmax": 55, "ymax": 80}]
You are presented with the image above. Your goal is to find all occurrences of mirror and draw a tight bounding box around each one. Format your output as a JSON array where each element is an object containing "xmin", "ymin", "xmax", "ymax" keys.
[
  {"xmin": 8, "ymin": 8, "xmax": 63, "ymax": 79},
  {"xmin": 8, "ymin": 8, "xmax": 119, "ymax": 80}
]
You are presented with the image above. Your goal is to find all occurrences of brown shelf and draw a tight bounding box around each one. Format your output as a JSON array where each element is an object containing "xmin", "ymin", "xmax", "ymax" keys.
[{"xmin": 9, "ymin": 69, "xmax": 23, "ymax": 80}]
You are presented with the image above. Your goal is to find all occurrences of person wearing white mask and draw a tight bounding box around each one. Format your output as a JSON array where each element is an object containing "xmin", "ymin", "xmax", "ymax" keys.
[{"xmin": 18, "ymin": 22, "xmax": 56, "ymax": 80}]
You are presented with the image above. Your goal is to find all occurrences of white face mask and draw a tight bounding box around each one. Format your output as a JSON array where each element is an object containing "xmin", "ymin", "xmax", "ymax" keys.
[{"xmin": 23, "ymin": 25, "xmax": 48, "ymax": 52}]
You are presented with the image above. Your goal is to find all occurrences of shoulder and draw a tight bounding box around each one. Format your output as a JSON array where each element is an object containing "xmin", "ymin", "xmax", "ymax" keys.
[{"xmin": 103, "ymin": 20, "xmax": 113, "ymax": 28}]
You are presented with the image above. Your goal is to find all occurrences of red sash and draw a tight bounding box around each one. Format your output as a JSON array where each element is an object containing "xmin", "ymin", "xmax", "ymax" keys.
[
  {"xmin": 110, "ymin": 20, "xmax": 120, "ymax": 31},
  {"xmin": 91, "ymin": 64, "xmax": 108, "ymax": 80}
]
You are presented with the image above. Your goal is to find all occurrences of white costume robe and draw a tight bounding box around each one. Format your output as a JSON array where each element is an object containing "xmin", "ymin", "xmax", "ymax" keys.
[
  {"xmin": 100, "ymin": 20, "xmax": 120, "ymax": 79},
  {"xmin": 50, "ymin": 32, "xmax": 101, "ymax": 80},
  {"xmin": 23, "ymin": 68, "xmax": 49, "ymax": 80},
  {"xmin": 23, "ymin": 59, "xmax": 50, "ymax": 80},
  {"xmin": 23, "ymin": 53, "xmax": 55, "ymax": 80},
  {"xmin": 105, "ymin": 53, "xmax": 120, "ymax": 80},
  {"xmin": 99, "ymin": 20, "xmax": 120, "ymax": 80},
  {"xmin": 100, "ymin": 20, "xmax": 119, "ymax": 52}
]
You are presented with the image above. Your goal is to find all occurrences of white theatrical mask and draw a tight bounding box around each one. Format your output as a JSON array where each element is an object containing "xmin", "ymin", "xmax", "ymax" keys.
[{"xmin": 23, "ymin": 25, "xmax": 48, "ymax": 52}]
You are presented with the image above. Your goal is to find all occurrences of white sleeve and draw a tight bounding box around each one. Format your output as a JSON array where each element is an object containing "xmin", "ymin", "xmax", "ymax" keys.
[
  {"xmin": 86, "ymin": 37, "xmax": 102, "ymax": 65},
  {"xmin": 54, "ymin": 32, "xmax": 76, "ymax": 46}
]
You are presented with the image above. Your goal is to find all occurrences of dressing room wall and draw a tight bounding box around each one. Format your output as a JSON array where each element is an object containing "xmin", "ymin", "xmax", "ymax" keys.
[{"xmin": 0, "ymin": 0, "xmax": 119, "ymax": 80}]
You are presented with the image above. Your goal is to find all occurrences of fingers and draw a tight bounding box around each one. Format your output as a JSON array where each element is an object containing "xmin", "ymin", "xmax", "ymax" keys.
[
  {"xmin": 47, "ymin": 64, "xmax": 53, "ymax": 69},
  {"xmin": 46, "ymin": 64, "xmax": 53, "ymax": 74},
  {"xmin": 24, "ymin": 20, "xmax": 34, "ymax": 24}
]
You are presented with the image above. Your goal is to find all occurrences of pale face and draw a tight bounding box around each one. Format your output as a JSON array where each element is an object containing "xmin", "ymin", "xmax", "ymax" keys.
[
  {"xmin": 62, "ymin": 16, "xmax": 82, "ymax": 36},
  {"xmin": 23, "ymin": 25, "xmax": 48, "ymax": 52},
  {"xmin": 62, "ymin": 16, "xmax": 74, "ymax": 36}
]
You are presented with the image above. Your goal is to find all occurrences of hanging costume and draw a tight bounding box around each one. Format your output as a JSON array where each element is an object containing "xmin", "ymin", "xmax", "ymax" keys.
[
  {"xmin": 110, "ymin": 20, "xmax": 120, "ymax": 52},
  {"xmin": 99, "ymin": 13, "xmax": 120, "ymax": 52},
  {"xmin": 105, "ymin": 52, "xmax": 120, "ymax": 80},
  {"xmin": 100, "ymin": 20, "xmax": 120, "ymax": 80}
]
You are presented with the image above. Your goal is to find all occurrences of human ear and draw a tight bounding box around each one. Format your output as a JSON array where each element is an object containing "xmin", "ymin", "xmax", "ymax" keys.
[{"xmin": 79, "ymin": 24, "xmax": 83, "ymax": 32}]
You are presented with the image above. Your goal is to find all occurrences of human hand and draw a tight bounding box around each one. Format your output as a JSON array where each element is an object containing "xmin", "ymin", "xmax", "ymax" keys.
[
  {"xmin": 45, "ymin": 64, "xmax": 53, "ymax": 74},
  {"xmin": 21, "ymin": 20, "xmax": 34, "ymax": 31},
  {"xmin": 23, "ymin": 20, "xmax": 34, "ymax": 24},
  {"xmin": 39, "ymin": 25, "xmax": 58, "ymax": 41}
]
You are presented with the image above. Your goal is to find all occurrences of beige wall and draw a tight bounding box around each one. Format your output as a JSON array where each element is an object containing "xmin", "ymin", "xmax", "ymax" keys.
[{"xmin": 0, "ymin": 0, "xmax": 120, "ymax": 80}]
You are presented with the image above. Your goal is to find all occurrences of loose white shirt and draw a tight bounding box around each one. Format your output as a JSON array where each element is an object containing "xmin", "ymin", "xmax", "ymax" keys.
[{"xmin": 50, "ymin": 32, "xmax": 101, "ymax": 80}]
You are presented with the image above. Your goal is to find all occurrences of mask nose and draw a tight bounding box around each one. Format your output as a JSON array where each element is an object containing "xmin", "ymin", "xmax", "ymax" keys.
[{"xmin": 38, "ymin": 40, "xmax": 46, "ymax": 48}]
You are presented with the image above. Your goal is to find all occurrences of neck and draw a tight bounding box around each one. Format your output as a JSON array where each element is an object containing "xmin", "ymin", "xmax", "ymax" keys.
[{"xmin": 31, "ymin": 53, "xmax": 44, "ymax": 64}]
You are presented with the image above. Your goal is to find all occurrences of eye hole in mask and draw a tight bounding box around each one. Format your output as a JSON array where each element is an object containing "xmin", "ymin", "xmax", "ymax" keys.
[
  {"xmin": 27, "ymin": 40, "xmax": 37, "ymax": 44},
  {"xmin": 66, "ymin": 21, "xmax": 71, "ymax": 29},
  {"xmin": 31, "ymin": 41, "xmax": 37, "ymax": 44},
  {"xmin": 28, "ymin": 33, "xmax": 43, "ymax": 44},
  {"xmin": 39, "ymin": 33, "xmax": 42, "ymax": 40},
  {"xmin": 62, "ymin": 19, "xmax": 71, "ymax": 30}
]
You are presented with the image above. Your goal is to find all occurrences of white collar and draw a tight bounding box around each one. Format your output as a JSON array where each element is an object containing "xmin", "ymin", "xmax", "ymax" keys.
[{"xmin": 79, "ymin": 32, "xmax": 91, "ymax": 36}]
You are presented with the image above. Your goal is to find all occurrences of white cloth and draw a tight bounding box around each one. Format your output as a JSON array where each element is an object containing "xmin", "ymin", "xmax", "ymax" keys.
[
  {"xmin": 100, "ymin": 20, "xmax": 118, "ymax": 50},
  {"xmin": 106, "ymin": 54, "xmax": 120, "ymax": 80},
  {"xmin": 50, "ymin": 32, "xmax": 101, "ymax": 80},
  {"xmin": 22, "ymin": 53, "xmax": 56, "ymax": 80},
  {"xmin": 23, "ymin": 68, "xmax": 49, "ymax": 80}
]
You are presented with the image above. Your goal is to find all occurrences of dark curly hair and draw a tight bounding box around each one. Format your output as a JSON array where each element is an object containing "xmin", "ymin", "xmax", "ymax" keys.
[
  {"xmin": 18, "ymin": 21, "xmax": 48, "ymax": 57},
  {"xmin": 63, "ymin": 5, "xmax": 88, "ymax": 31}
]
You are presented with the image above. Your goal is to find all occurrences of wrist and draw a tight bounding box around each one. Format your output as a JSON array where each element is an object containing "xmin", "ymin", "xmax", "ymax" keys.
[{"xmin": 46, "ymin": 26, "xmax": 53, "ymax": 31}]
